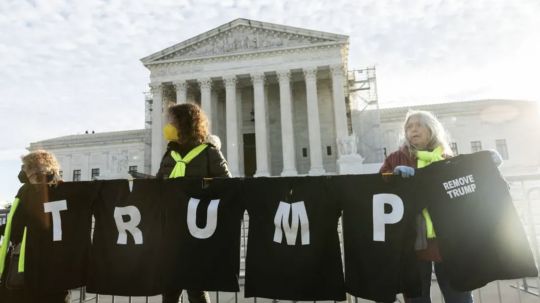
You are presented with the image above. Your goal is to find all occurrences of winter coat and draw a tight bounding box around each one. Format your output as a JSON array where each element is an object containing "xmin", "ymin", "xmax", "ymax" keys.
[{"xmin": 156, "ymin": 140, "xmax": 231, "ymax": 179}]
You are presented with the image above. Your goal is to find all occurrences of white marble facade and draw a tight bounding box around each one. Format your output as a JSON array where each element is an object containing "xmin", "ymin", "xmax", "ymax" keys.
[
  {"xmin": 353, "ymin": 99, "xmax": 540, "ymax": 175},
  {"xmin": 28, "ymin": 130, "xmax": 150, "ymax": 181},
  {"xmin": 141, "ymin": 18, "xmax": 361, "ymax": 177},
  {"xmin": 27, "ymin": 20, "xmax": 540, "ymax": 180}
]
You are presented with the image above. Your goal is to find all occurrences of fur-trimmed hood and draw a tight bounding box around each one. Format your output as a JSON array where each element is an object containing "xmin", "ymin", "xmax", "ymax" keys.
[{"xmin": 206, "ymin": 134, "xmax": 222, "ymax": 150}]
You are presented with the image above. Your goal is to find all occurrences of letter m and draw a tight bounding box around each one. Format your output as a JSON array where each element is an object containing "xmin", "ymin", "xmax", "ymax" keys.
[{"xmin": 273, "ymin": 201, "xmax": 310, "ymax": 245}]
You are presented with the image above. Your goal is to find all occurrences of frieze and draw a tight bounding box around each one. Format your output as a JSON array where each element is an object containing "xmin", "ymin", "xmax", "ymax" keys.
[
  {"xmin": 161, "ymin": 25, "xmax": 335, "ymax": 61},
  {"xmin": 149, "ymin": 45, "xmax": 343, "ymax": 82}
]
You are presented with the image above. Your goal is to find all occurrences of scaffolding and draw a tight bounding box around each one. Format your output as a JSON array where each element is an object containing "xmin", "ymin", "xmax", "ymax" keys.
[{"xmin": 347, "ymin": 67, "xmax": 385, "ymax": 163}]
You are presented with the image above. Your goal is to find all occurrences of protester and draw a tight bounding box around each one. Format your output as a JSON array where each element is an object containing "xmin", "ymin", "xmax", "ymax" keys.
[
  {"xmin": 157, "ymin": 102, "xmax": 230, "ymax": 180},
  {"xmin": 0, "ymin": 150, "xmax": 69, "ymax": 303},
  {"xmin": 380, "ymin": 110, "xmax": 474, "ymax": 303},
  {"xmin": 158, "ymin": 102, "xmax": 231, "ymax": 303}
]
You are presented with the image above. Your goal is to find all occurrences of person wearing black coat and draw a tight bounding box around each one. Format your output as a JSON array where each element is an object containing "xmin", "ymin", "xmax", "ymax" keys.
[
  {"xmin": 0, "ymin": 150, "xmax": 70, "ymax": 303},
  {"xmin": 159, "ymin": 102, "xmax": 230, "ymax": 303},
  {"xmin": 156, "ymin": 136, "xmax": 230, "ymax": 179}
]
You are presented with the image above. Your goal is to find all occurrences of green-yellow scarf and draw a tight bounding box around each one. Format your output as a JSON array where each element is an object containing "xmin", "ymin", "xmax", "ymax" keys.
[
  {"xmin": 416, "ymin": 146, "xmax": 444, "ymax": 239},
  {"xmin": 169, "ymin": 144, "xmax": 208, "ymax": 178}
]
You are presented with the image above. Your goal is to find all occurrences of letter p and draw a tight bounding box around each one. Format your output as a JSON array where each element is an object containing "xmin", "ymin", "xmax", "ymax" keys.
[{"xmin": 372, "ymin": 194, "xmax": 404, "ymax": 242}]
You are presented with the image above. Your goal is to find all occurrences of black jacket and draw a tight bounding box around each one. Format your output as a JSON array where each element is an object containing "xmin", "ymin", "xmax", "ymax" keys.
[{"xmin": 156, "ymin": 141, "xmax": 231, "ymax": 179}]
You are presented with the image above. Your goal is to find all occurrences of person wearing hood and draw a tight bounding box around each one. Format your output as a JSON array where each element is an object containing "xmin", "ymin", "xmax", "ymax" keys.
[{"xmin": 158, "ymin": 102, "xmax": 230, "ymax": 303}]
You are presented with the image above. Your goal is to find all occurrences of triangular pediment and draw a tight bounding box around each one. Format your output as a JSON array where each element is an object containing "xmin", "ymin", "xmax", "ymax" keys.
[{"xmin": 141, "ymin": 18, "xmax": 348, "ymax": 64}]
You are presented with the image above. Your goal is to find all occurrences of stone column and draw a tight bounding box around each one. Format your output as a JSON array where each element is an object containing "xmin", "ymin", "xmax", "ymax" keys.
[
  {"xmin": 224, "ymin": 75, "xmax": 240, "ymax": 177},
  {"xmin": 277, "ymin": 70, "xmax": 297, "ymax": 176},
  {"xmin": 303, "ymin": 67, "xmax": 325, "ymax": 175},
  {"xmin": 150, "ymin": 83, "xmax": 164, "ymax": 175},
  {"xmin": 199, "ymin": 78, "xmax": 213, "ymax": 131},
  {"xmin": 252, "ymin": 72, "xmax": 270, "ymax": 176},
  {"xmin": 330, "ymin": 65, "xmax": 349, "ymax": 140},
  {"xmin": 236, "ymin": 87, "xmax": 244, "ymax": 176},
  {"xmin": 174, "ymin": 81, "xmax": 188, "ymax": 104},
  {"xmin": 210, "ymin": 90, "xmax": 219, "ymax": 138}
]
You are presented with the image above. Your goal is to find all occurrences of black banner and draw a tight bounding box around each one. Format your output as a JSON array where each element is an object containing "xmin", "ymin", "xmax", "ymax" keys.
[
  {"xmin": 18, "ymin": 182, "xmax": 97, "ymax": 293},
  {"xmin": 414, "ymin": 151, "xmax": 538, "ymax": 291},
  {"xmin": 87, "ymin": 179, "xmax": 164, "ymax": 296},
  {"xmin": 160, "ymin": 178, "xmax": 244, "ymax": 293},
  {"xmin": 9, "ymin": 152, "xmax": 537, "ymax": 301},
  {"xmin": 336, "ymin": 174, "xmax": 420, "ymax": 302},
  {"xmin": 243, "ymin": 177, "xmax": 345, "ymax": 301}
]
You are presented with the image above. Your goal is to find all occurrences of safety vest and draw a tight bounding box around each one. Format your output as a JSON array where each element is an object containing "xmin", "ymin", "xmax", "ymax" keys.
[
  {"xmin": 416, "ymin": 146, "xmax": 445, "ymax": 239},
  {"xmin": 0, "ymin": 198, "xmax": 27, "ymax": 277},
  {"xmin": 169, "ymin": 144, "xmax": 208, "ymax": 178}
]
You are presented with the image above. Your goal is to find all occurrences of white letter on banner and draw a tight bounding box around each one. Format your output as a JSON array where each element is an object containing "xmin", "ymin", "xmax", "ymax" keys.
[
  {"xmin": 114, "ymin": 206, "xmax": 143, "ymax": 245},
  {"xmin": 43, "ymin": 200, "xmax": 68, "ymax": 241},
  {"xmin": 187, "ymin": 198, "xmax": 220, "ymax": 239},
  {"xmin": 273, "ymin": 201, "xmax": 310, "ymax": 245},
  {"xmin": 373, "ymin": 194, "xmax": 404, "ymax": 242}
]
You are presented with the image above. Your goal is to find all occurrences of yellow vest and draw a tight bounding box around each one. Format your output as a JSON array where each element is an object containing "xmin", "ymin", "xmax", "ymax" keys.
[{"xmin": 0, "ymin": 197, "xmax": 27, "ymax": 276}]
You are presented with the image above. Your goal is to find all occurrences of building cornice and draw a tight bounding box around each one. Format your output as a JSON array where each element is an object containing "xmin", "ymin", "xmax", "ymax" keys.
[
  {"xmin": 28, "ymin": 129, "xmax": 149, "ymax": 151},
  {"xmin": 376, "ymin": 99, "xmax": 536, "ymax": 123},
  {"xmin": 146, "ymin": 42, "xmax": 345, "ymax": 68}
]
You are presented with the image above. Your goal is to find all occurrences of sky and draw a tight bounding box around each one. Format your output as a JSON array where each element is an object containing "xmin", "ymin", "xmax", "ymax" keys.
[{"xmin": 0, "ymin": 0, "xmax": 539, "ymax": 202}]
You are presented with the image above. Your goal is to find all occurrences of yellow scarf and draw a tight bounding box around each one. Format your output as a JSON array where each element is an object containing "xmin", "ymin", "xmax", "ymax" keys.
[
  {"xmin": 416, "ymin": 146, "xmax": 444, "ymax": 239},
  {"xmin": 416, "ymin": 146, "xmax": 444, "ymax": 168},
  {"xmin": 169, "ymin": 144, "xmax": 208, "ymax": 178}
]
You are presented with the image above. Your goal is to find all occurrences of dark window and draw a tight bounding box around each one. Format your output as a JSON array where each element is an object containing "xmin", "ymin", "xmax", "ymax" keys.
[
  {"xmin": 450, "ymin": 142, "xmax": 459, "ymax": 155},
  {"xmin": 73, "ymin": 169, "xmax": 81, "ymax": 182},
  {"xmin": 470, "ymin": 141, "xmax": 482, "ymax": 153},
  {"xmin": 496, "ymin": 139, "xmax": 509, "ymax": 160},
  {"xmin": 326, "ymin": 146, "xmax": 332, "ymax": 156},
  {"xmin": 302, "ymin": 148, "xmax": 308, "ymax": 158},
  {"xmin": 129, "ymin": 165, "xmax": 138, "ymax": 173},
  {"xmin": 91, "ymin": 168, "xmax": 100, "ymax": 180}
]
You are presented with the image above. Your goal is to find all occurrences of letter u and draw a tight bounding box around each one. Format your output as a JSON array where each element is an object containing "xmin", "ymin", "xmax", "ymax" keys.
[{"xmin": 187, "ymin": 198, "xmax": 220, "ymax": 239}]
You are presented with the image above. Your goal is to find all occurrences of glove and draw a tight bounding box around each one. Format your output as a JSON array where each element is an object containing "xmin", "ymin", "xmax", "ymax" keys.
[
  {"xmin": 393, "ymin": 165, "xmax": 415, "ymax": 178},
  {"xmin": 488, "ymin": 149, "xmax": 503, "ymax": 167}
]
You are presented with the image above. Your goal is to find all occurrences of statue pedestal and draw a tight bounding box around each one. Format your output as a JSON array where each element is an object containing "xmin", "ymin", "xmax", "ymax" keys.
[
  {"xmin": 337, "ymin": 133, "xmax": 365, "ymax": 175},
  {"xmin": 337, "ymin": 153, "xmax": 365, "ymax": 174}
]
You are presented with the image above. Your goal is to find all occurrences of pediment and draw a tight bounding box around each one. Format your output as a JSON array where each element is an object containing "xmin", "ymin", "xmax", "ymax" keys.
[{"xmin": 142, "ymin": 19, "xmax": 348, "ymax": 64}]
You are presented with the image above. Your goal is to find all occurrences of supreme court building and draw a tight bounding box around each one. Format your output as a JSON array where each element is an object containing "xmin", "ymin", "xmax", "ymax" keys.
[
  {"xmin": 141, "ymin": 18, "xmax": 363, "ymax": 177},
  {"xmin": 29, "ymin": 19, "xmax": 540, "ymax": 181}
]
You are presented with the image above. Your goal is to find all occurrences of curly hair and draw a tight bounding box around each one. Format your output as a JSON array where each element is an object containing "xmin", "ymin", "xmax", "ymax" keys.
[
  {"xmin": 167, "ymin": 103, "xmax": 209, "ymax": 145},
  {"xmin": 22, "ymin": 150, "xmax": 62, "ymax": 184}
]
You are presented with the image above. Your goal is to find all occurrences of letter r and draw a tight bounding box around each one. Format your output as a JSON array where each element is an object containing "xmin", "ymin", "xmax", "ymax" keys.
[{"xmin": 114, "ymin": 206, "xmax": 143, "ymax": 245}]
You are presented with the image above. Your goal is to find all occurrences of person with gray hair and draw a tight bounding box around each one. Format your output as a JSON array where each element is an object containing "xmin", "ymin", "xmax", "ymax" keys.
[{"xmin": 380, "ymin": 110, "xmax": 474, "ymax": 303}]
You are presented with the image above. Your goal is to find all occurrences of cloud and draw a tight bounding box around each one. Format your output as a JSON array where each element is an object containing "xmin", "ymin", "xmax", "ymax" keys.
[{"xmin": 0, "ymin": 0, "xmax": 538, "ymax": 197}]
